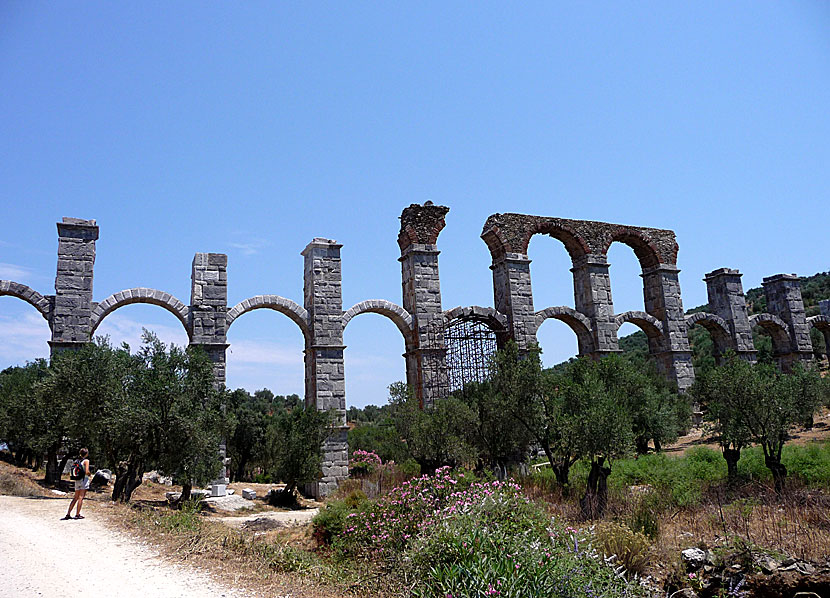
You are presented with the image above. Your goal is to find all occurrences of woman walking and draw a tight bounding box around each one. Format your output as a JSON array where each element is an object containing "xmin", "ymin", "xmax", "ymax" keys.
[{"xmin": 63, "ymin": 448, "xmax": 90, "ymax": 520}]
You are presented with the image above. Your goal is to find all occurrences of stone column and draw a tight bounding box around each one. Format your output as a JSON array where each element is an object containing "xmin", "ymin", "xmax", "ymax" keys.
[
  {"xmin": 572, "ymin": 253, "xmax": 617, "ymax": 356},
  {"xmin": 704, "ymin": 268, "xmax": 756, "ymax": 362},
  {"xmin": 642, "ymin": 264, "xmax": 694, "ymax": 391},
  {"xmin": 399, "ymin": 203, "xmax": 450, "ymax": 409},
  {"xmin": 491, "ymin": 252, "xmax": 537, "ymax": 351},
  {"xmin": 820, "ymin": 300, "xmax": 830, "ymax": 363},
  {"xmin": 762, "ymin": 274, "xmax": 813, "ymax": 371},
  {"xmin": 189, "ymin": 252, "xmax": 229, "ymax": 495},
  {"xmin": 49, "ymin": 218, "xmax": 99, "ymax": 355},
  {"xmin": 302, "ymin": 238, "xmax": 347, "ymax": 498}
]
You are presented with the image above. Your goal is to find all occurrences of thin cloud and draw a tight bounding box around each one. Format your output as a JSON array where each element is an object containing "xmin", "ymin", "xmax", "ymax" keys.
[
  {"xmin": 0, "ymin": 311, "xmax": 51, "ymax": 365},
  {"xmin": 228, "ymin": 238, "xmax": 271, "ymax": 256},
  {"xmin": 0, "ymin": 262, "xmax": 40, "ymax": 283}
]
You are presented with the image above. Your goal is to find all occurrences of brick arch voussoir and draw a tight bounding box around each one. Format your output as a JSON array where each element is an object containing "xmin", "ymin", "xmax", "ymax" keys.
[
  {"xmin": 0, "ymin": 280, "xmax": 51, "ymax": 321},
  {"xmin": 534, "ymin": 306, "xmax": 595, "ymax": 351},
  {"xmin": 603, "ymin": 229, "xmax": 666, "ymax": 270},
  {"xmin": 685, "ymin": 312, "xmax": 732, "ymax": 353},
  {"xmin": 89, "ymin": 288, "xmax": 190, "ymax": 336},
  {"xmin": 614, "ymin": 310, "xmax": 664, "ymax": 339},
  {"xmin": 808, "ymin": 315, "xmax": 830, "ymax": 333},
  {"xmin": 749, "ymin": 313, "xmax": 792, "ymax": 353},
  {"xmin": 342, "ymin": 300, "xmax": 414, "ymax": 344},
  {"xmin": 442, "ymin": 306, "xmax": 508, "ymax": 332},
  {"xmin": 522, "ymin": 221, "xmax": 591, "ymax": 262},
  {"xmin": 226, "ymin": 295, "xmax": 310, "ymax": 342}
]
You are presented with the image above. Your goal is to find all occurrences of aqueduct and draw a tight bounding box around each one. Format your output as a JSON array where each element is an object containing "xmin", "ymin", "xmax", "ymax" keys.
[{"xmin": 1, "ymin": 208, "xmax": 826, "ymax": 496}]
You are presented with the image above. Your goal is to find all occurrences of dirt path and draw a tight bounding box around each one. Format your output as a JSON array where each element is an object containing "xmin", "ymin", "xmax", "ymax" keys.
[{"xmin": 0, "ymin": 495, "xmax": 255, "ymax": 598}]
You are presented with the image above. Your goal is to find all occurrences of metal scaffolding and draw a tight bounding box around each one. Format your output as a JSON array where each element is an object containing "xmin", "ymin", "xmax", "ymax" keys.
[{"xmin": 444, "ymin": 317, "xmax": 499, "ymax": 393}]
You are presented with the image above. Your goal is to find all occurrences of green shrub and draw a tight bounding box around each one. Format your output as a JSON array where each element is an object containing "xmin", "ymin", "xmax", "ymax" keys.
[
  {"xmin": 593, "ymin": 521, "xmax": 652, "ymax": 575},
  {"xmin": 312, "ymin": 498, "xmax": 357, "ymax": 547},
  {"xmin": 162, "ymin": 499, "xmax": 203, "ymax": 532},
  {"xmin": 397, "ymin": 458, "xmax": 421, "ymax": 476},
  {"xmin": 629, "ymin": 492, "xmax": 661, "ymax": 540}
]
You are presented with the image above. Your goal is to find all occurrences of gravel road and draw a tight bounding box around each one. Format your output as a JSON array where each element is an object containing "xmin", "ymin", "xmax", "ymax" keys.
[{"xmin": 0, "ymin": 495, "xmax": 254, "ymax": 598}]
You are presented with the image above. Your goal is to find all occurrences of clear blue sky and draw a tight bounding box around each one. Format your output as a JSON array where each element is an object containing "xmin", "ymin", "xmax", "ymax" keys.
[{"xmin": 1, "ymin": 2, "xmax": 828, "ymax": 407}]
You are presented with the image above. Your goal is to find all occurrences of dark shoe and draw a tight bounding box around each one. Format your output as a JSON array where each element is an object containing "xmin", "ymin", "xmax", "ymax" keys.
[
  {"xmin": 74, "ymin": 515, "xmax": 84, "ymax": 519},
  {"xmin": 61, "ymin": 515, "xmax": 72, "ymax": 520}
]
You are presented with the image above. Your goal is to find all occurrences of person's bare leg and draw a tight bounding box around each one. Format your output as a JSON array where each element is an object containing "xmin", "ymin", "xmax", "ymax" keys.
[
  {"xmin": 74, "ymin": 489, "xmax": 87, "ymax": 517},
  {"xmin": 64, "ymin": 491, "xmax": 79, "ymax": 518}
]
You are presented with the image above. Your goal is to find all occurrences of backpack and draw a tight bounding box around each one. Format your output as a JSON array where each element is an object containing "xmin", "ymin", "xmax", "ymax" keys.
[{"xmin": 70, "ymin": 459, "xmax": 85, "ymax": 480}]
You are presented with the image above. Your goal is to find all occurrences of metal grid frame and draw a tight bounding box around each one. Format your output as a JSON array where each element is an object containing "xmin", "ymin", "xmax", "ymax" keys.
[{"xmin": 444, "ymin": 317, "xmax": 499, "ymax": 394}]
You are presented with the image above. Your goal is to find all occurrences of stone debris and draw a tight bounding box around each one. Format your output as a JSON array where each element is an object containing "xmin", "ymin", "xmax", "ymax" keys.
[
  {"xmin": 241, "ymin": 488, "xmax": 256, "ymax": 500},
  {"xmin": 681, "ymin": 548, "xmax": 707, "ymax": 571}
]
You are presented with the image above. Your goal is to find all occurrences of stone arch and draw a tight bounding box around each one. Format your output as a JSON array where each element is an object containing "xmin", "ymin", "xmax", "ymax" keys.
[
  {"xmin": 0, "ymin": 280, "xmax": 51, "ymax": 321},
  {"xmin": 442, "ymin": 306, "xmax": 508, "ymax": 331},
  {"xmin": 603, "ymin": 229, "xmax": 667, "ymax": 270},
  {"xmin": 480, "ymin": 214, "xmax": 591, "ymax": 263},
  {"xmin": 749, "ymin": 313, "xmax": 792, "ymax": 355},
  {"xmin": 614, "ymin": 310, "xmax": 664, "ymax": 340},
  {"xmin": 90, "ymin": 288, "xmax": 190, "ymax": 336},
  {"xmin": 226, "ymin": 295, "xmax": 310, "ymax": 342},
  {"xmin": 342, "ymin": 300, "xmax": 413, "ymax": 345},
  {"xmin": 534, "ymin": 306, "xmax": 595, "ymax": 353},
  {"xmin": 808, "ymin": 315, "xmax": 830, "ymax": 359},
  {"xmin": 808, "ymin": 315, "xmax": 830, "ymax": 333},
  {"xmin": 685, "ymin": 312, "xmax": 732, "ymax": 358}
]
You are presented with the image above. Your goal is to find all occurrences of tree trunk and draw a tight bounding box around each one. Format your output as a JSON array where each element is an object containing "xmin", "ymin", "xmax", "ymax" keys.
[
  {"xmin": 653, "ymin": 438, "xmax": 662, "ymax": 453},
  {"xmin": 112, "ymin": 456, "xmax": 145, "ymax": 502},
  {"xmin": 635, "ymin": 436, "xmax": 649, "ymax": 455},
  {"xmin": 179, "ymin": 482, "xmax": 192, "ymax": 504},
  {"xmin": 723, "ymin": 447, "xmax": 741, "ymax": 487},
  {"xmin": 764, "ymin": 454, "xmax": 787, "ymax": 496},
  {"xmin": 44, "ymin": 445, "xmax": 60, "ymax": 486},
  {"xmin": 57, "ymin": 454, "xmax": 71, "ymax": 486},
  {"xmin": 270, "ymin": 483, "xmax": 298, "ymax": 508},
  {"xmin": 580, "ymin": 458, "xmax": 611, "ymax": 520}
]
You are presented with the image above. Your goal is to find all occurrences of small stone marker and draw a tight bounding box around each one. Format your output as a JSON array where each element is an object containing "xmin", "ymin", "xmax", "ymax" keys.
[
  {"xmin": 242, "ymin": 488, "xmax": 256, "ymax": 500},
  {"xmin": 210, "ymin": 484, "xmax": 227, "ymax": 497}
]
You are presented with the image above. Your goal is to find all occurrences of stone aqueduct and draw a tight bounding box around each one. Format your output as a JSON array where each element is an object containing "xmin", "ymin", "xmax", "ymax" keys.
[{"xmin": 2, "ymin": 206, "xmax": 829, "ymax": 496}]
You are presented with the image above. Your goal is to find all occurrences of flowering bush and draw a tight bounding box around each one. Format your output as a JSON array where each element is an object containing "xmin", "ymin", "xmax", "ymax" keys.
[
  {"xmin": 341, "ymin": 466, "xmax": 529, "ymax": 558},
  {"xmin": 349, "ymin": 449, "xmax": 382, "ymax": 477}
]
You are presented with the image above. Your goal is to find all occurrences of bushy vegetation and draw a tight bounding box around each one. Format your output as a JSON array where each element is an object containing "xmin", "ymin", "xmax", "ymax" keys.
[{"xmin": 314, "ymin": 467, "xmax": 648, "ymax": 597}]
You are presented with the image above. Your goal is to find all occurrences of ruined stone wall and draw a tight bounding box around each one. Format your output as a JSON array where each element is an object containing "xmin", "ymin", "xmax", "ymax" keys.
[{"xmin": 0, "ymin": 210, "xmax": 822, "ymax": 498}]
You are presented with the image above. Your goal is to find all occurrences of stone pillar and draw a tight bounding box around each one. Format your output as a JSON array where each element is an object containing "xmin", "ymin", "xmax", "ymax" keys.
[
  {"xmin": 572, "ymin": 253, "xmax": 618, "ymax": 356},
  {"xmin": 704, "ymin": 268, "xmax": 756, "ymax": 362},
  {"xmin": 762, "ymin": 274, "xmax": 813, "ymax": 371},
  {"xmin": 399, "ymin": 203, "xmax": 450, "ymax": 409},
  {"xmin": 820, "ymin": 300, "xmax": 830, "ymax": 363},
  {"xmin": 821, "ymin": 300, "xmax": 830, "ymax": 317},
  {"xmin": 302, "ymin": 238, "xmax": 347, "ymax": 498},
  {"xmin": 189, "ymin": 252, "xmax": 229, "ymax": 495},
  {"xmin": 642, "ymin": 264, "xmax": 694, "ymax": 391},
  {"xmin": 491, "ymin": 253, "xmax": 536, "ymax": 352},
  {"xmin": 49, "ymin": 218, "xmax": 99, "ymax": 355}
]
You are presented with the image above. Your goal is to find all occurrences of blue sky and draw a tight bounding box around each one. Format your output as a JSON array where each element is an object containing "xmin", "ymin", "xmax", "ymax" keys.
[{"xmin": 1, "ymin": 2, "xmax": 828, "ymax": 407}]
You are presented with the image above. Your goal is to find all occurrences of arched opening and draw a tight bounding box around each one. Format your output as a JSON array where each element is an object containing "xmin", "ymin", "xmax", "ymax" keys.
[
  {"xmin": 342, "ymin": 312, "xmax": 408, "ymax": 411},
  {"xmin": 607, "ymin": 242, "xmax": 650, "ymax": 359},
  {"xmin": 535, "ymin": 317, "xmax": 581, "ymax": 371},
  {"xmin": 225, "ymin": 307, "xmax": 306, "ymax": 402},
  {"xmin": 0, "ymin": 296, "xmax": 51, "ymax": 366},
  {"xmin": 94, "ymin": 302, "xmax": 190, "ymax": 352},
  {"xmin": 685, "ymin": 312, "xmax": 733, "ymax": 372},
  {"xmin": 527, "ymin": 235, "xmax": 580, "ymax": 368},
  {"xmin": 749, "ymin": 314, "xmax": 791, "ymax": 366}
]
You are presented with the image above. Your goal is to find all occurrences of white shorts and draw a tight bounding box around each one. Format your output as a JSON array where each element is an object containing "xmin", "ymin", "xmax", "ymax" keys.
[{"xmin": 74, "ymin": 477, "xmax": 90, "ymax": 491}]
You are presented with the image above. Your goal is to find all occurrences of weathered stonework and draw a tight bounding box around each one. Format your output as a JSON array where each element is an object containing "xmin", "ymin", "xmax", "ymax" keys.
[
  {"xmin": 399, "ymin": 203, "xmax": 450, "ymax": 408},
  {"xmin": 1, "ymin": 211, "xmax": 823, "ymax": 498},
  {"xmin": 762, "ymin": 274, "xmax": 813, "ymax": 371},
  {"xmin": 702, "ymin": 268, "xmax": 756, "ymax": 362},
  {"xmin": 302, "ymin": 238, "xmax": 348, "ymax": 497},
  {"xmin": 50, "ymin": 218, "xmax": 98, "ymax": 353},
  {"xmin": 821, "ymin": 300, "xmax": 830, "ymax": 317}
]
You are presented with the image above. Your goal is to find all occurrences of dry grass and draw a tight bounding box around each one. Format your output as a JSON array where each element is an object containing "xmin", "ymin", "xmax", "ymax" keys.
[
  {"xmin": 102, "ymin": 500, "xmax": 394, "ymax": 598},
  {"xmin": 0, "ymin": 459, "xmax": 51, "ymax": 497}
]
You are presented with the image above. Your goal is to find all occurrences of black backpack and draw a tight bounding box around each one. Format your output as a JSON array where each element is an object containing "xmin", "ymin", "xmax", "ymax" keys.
[{"xmin": 70, "ymin": 459, "xmax": 85, "ymax": 480}]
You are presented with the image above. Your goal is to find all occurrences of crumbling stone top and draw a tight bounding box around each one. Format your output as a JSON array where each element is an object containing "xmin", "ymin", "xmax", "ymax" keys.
[
  {"xmin": 398, "ymin": 202, "xmax": 450, "ymax": 251},
  {"xmin": 480, "ymin": 212, "xmax": 678, "ymax": 268}
]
